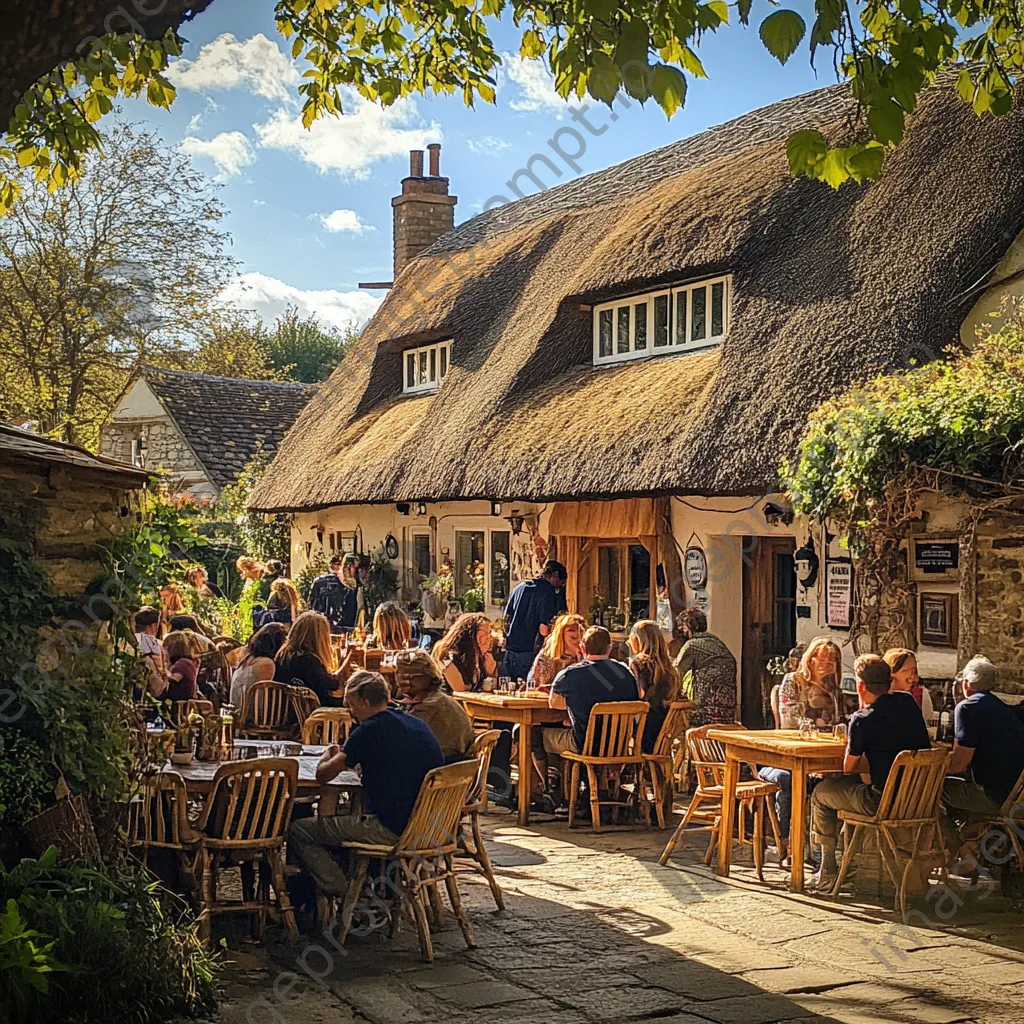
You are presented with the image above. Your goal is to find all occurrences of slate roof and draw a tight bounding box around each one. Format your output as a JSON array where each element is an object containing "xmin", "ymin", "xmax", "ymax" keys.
[
  {"xmin": 0, "ymin": 423, "xmax": 148, "ymax": 485},
  {"xmin": 142, "ymin": 367, "xmax": 316, "ymax": 491}
]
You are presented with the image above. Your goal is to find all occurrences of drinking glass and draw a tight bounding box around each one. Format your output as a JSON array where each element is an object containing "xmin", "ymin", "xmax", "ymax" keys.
[{"xmin": 832, "ymin": 722, "xmax": 848, "ymax": 742}]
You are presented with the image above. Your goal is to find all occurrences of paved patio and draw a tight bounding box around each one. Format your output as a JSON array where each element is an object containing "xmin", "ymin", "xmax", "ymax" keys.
[{"xmin": 219, "ymin": 810, "xmax": 1024, "ymax": 1024}]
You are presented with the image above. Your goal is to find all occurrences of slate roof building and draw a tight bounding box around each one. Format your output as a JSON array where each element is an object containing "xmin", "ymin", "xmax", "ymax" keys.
[
  {"xmin": 251, "ymin": 81, "xmax": 1024, "ymax": 718},
  {"xmin": 100, "ymin": 367, "xmax": 315, "ymax": 497}
]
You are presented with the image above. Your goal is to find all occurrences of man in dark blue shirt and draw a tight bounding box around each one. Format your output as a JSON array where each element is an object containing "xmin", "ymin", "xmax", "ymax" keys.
[
  {"xmin": 288, "ymin": 671, "xmax": 443, "ymax": 896},
  {"xmin": 809, "ymin": 655, "xmax": 930, "ymax": 890},
  {"xmin": 502, "ymin": 560, "xmax": 567, "ymax": 679},
  {"xmin": 943, "ymin": 656, "xmax": 1024, "ymax": 835}
]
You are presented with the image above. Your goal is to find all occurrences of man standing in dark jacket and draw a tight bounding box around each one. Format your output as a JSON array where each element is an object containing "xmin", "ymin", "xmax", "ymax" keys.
[
  {"xmin": 309, "ymin": 554, "xmax": 363, "ymax": 634},
  {"xmin": 502, "ymin": 560, "xmax": 567, "ymax": 679}
]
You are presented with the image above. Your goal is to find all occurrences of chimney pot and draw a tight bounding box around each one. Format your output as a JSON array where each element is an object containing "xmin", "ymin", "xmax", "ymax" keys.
[
  {"xmin": 409, "ymin": 149, "xmax": 424, "ymax": 177},
  {"xmin": 427, "ymin": 143, "xmax": 441, "ymax": 177}
]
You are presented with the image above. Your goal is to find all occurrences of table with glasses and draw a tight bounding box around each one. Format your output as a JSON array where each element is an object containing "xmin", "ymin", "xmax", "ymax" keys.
[
  {"xmin": 453, "ymin": 690, "xmax": 568, "ymax": 826},
  {"xmin": 164, "ymin": 745, "xmax": 362, "ymax": 815},
  {"xmin": 707, "ymin": 728, "xmax": 848, "ymax": 892}
]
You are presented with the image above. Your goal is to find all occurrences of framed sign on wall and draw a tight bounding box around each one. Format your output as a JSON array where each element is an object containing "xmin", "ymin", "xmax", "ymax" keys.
[
  {"xmin": 825, "ymin": 559, "xmax": 854, "ymax": 630},
  {"xmin": 919, "ymin": 591, "xmax": 959, "ymax": 648}
]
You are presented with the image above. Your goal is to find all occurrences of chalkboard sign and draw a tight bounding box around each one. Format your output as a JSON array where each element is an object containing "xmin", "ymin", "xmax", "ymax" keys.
[{"xmin": 914, "ymin": 541, "xmax": 959, "ymax": 575}]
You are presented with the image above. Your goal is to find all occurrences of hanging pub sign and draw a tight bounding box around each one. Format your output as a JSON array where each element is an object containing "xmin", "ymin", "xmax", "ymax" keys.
[
  {"xmin": 685, "ymin": 546, "xmax": 708, "ymax": 590},
  {"xmin": 825, "ymin": 559, "xmax": 854, "ymax": 630},
  {"xmin": 913, "ymin": 539, "xmax": 959, "ymax": 578}
]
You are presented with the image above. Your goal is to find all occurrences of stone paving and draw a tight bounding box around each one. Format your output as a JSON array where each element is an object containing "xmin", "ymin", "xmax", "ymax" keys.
[{"xmin": 219, "ymin": 810, "xmax": 1024, "ymax": 1024}]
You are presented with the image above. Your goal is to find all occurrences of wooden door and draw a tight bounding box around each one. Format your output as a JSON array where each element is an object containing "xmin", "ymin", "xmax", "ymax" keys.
[{"xmin": 741, "ymin": 537, "xmax": 797, "ymax": 727}]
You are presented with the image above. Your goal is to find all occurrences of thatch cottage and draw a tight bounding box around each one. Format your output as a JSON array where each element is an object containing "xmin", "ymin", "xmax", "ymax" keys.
[
  {"xmin": 100, "ymin": 367, "xmax": 315, "ymax": 498},
  {"xmin": 251, "ymin": 80, "xmax": 1024, "ymax": 719}
]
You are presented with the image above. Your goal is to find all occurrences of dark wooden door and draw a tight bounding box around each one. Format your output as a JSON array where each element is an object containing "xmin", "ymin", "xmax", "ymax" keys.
[{"xmin": 741, "ymin": 537, "xmax": 797, "ymax": 727}]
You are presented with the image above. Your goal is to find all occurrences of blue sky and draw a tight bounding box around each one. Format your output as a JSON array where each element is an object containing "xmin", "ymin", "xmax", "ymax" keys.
[{"xmin": 124, "ymin": 0, "xmax": 826, "ymax": 332}]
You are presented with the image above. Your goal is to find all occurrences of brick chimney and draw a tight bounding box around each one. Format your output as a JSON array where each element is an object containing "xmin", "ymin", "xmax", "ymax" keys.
[{"xmin": 392, "ymin": 144, "xmax": 457, "ymax": 278}]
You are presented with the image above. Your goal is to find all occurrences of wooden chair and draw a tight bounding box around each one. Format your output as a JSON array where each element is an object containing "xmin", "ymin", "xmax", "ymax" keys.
[
  {"xmin": 561, "ymin": 701, "xmax": 649, "ymax": 831},
  {"xmin": 959, "ymin": 767, "xmax": 1024, "ymax": 886},
  {"xmin": 287, "ymin": 685, "xmax": 320, "ymax": 730},
  {"xmin": 458, "ymin": 729, "xmax": 505, "ymax": 910},
  {"xmin": 641, "ymin": 701, "xmax": 692, "ymax": 829},
  {"xmin": 127, "ymin": 771, "xmax": 200, "ymax": 882},
  {"xmin": 769, "ymin": 685, "xmax": 782, "ymax": 729},
  {"xmin": 333, "ymin": 760, "xmax": 477, "ymax": 963},
  {"xmin": 830, "ymin": 747, "xmax": 949, "ymax": 914},
  {"xmin": 196, "ymin": 648, "xmax": 230, "ymax": 704},
  {"xmin": 170, "ymin": 699, "xmax": 215, "ymax": 724},
  {"xmin": 659, "ymin": 724, "xmax": 783, "ymax": 880},
  {"xmin": 195, "ymin": 758, "xmax": 298, "ymax": 944},
  {"xmin": 238, "ymin": 680, "xmax": 292, "ymax": 739},
  {"xmin": 364, "ymin": 649, "xmax": 384, "ymax": 673},
  {"xmin": 301, "ymin": 707, "xmax": 353, "ymax": 745}
]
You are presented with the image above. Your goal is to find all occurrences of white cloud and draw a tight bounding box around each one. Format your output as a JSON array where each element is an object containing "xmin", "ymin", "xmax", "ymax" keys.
[
  {"xmin": 501, "ymin": 53, "xmax": 568, "ymax": 115},
  {"xmin": 467, "ymin": 135, "xmax": 512, "ymax": 155},
  {"xmin": 180, "ymin": 131, "xmax": 256, "ymax": 180},
  {"xmin": 318, "ymin": 209, "xmax": 375, "ymax": 234},
  {"xmin": 185, "ymin": 112, "xmax": 203, "ymax": 135},
  {"xmin": 221, "ymin": 272, "xmax": 382, "ymax": 333},
  {"xmin": 254, "ymin": 90, "xmax": 439, "ymax": 180},
  {"xmin": 167, "ymin": 33, "xmax": 300, "ymax": 105}
]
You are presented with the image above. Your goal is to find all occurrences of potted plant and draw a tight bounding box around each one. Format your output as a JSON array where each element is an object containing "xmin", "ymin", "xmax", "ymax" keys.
[
  {"xmin": 461, "ymin": 560, "xmax": 486, "ymax": 613},
  {"xmin": 420, "ymin": 563, "xmax": 454, "ymax": 620}
]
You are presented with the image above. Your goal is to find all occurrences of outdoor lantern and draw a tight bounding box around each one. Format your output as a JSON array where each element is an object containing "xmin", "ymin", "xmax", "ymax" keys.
[
  {"xmin": 505, "ymin": 513, "xmax": 525, "ymax": 535},
  {"xmin": 794, "ymin": 536, "xmax": 820, "ymax": 590},
  {"xmin": 416, "ymin": 502, "xmax": 427, "ymax": 516}
]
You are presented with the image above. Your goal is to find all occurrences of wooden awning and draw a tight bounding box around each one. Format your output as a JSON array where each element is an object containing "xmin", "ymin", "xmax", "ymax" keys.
[{"xmin": 548, "ymin": 498, "xmax": 657, "ymax": 540}]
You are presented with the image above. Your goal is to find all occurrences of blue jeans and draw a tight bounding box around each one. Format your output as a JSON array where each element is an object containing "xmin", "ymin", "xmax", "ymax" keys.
[{"xmin": 757, "ymin": 766, "xmax": 792, "ymax": 839}]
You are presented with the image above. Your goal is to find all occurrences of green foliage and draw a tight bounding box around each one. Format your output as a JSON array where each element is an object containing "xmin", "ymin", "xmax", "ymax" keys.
[
  {"xmin": 363, "ymin": 546, "xmax": 400, "ymax": 618},
  {"xmin": 0, "ymin": 896, "xmax": 63, "ymax": 1022},
  {"xmin": 8, "ymin": 0, "xmax": 1024, "ymax": 197},
  {"xmin": 264, "ymin": 305, "xmax": 355, "ymax": 383},
  {"xmin": 218, "ymin": 449, "xmax": 290, "ymax": 565},
  {"xmin": 0, "ymin": 733, "xmax": 51, "ymax": 829},
  {"xmin": 783, "ymin": 321, "xmax": 1024, "ymax": 553},
  {"xmin": 1, "ymin": 850, "xmax": 217, "ymax": 1023}
]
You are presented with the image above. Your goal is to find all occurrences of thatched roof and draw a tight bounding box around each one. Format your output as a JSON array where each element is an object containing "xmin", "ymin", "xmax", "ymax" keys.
[
  {"xmin": 251, "ymin": 78, "xmax": 1024, "ymax": 513},
  {"xmin": 143, "ymin": 367, "xmax": 316, "ymax": 490}
]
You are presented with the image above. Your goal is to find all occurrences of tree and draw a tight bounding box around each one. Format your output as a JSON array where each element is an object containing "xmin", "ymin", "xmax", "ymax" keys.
[
  {"xmin": 0, "ymin": 121, "xmax": 234, "ymax": 446},
  {"xmin": 264, "ymin": 306, "xmax": 355, "ymax": 383},
  {"xmin": 185, "ymin": 311, "xmax": 283, "ymax": 381},
  {"xmin": 2, "ymin": 0, "xmax": 1023, "ymax": 200}
]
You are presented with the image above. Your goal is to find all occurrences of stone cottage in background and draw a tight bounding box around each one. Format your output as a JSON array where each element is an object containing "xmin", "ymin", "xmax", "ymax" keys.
[{"xmin": 100, "ymin": 367, "xmax": 315, "ymax": 498}]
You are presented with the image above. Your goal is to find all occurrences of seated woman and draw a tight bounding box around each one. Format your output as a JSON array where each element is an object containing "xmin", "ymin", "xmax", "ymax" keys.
[
  {"xmin": 674, "ymin": 606, "xmax": 738, "ymax": 727},
  {"xmin": 230, "ymin": 622, "xmax": 289, "ymax": 708},
  {"xmin": 163, "ymin": 630, "xmax": 214, "ymax": 703},
  {"xmin": 263, "ymin": 578, "xmax": 301, "ymax": 626},
  {"xmin": 185, "ymin": 564, "xmax": 221, "ymax": 599},
  {"xmin": 274, "ymin": 610, "xmax": 344, "ymax": 706},
  {"xmin": 528, "ymin": 613, "xmax": 585, "ymax": 690},
  {"xmin": 758, "ymin": 636, "xmax": 843, "ymax": 862},
  {"xmin": 883, "ymin": 648, "xmax": 934, "ymax": 719},
  {"xmin": 368, "ymin": 601, "xmax": 413, "ymax": 651},
  {"xmin": 628, "ymin": 619, "xmax": 681, "ymax": 753},
  {"xmin": 394, "ymin": 649, "xmax": 474, "ymax": 761},
  {"xmin": 433, "ymin": 613, "xmax": 497, "ymax": 692}
]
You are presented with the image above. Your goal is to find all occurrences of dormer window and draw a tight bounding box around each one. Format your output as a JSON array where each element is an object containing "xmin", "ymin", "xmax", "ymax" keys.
[
  {"xmin": 403, "ymin": 340, "xmax": 452, "ymax": 394},
  {"xmin": 593, "ymin": 276, "xmax": 730, "ymax": 366}
]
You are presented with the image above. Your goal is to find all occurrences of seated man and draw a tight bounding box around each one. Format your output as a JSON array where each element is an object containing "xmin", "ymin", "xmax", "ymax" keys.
[
  {"xmin": 536, "ymin": 625, "xmax": 639, "ymax": 774},
  {"xmin": 288, "ymin": 670, "xmax": 444, "ymax": 899},
  {"xmin": 809, "ymin": 654, "xmax": 931, "ymax": 891},
  {"xmin": 943, "ymin": 656, "xmax": 1024, "ymax": 836}
]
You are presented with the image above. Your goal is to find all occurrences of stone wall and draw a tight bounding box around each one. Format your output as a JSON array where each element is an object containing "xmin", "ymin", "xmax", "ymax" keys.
[
  {"xmin": 100, "ymin": 418, "xmax": 204, "ymax": 477},
  {"xmin": 974, "ymin": 529, "xmax": 1024, "ymax": 694}
]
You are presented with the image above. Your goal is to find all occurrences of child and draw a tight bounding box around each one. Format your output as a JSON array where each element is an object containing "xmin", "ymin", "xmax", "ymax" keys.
[{"xmin": 163, "ymin": 630, "xmax": 203, "ymax": 703}]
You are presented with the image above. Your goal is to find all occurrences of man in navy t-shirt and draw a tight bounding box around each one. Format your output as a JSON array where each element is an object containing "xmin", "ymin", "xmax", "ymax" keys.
[
  {"xmin": 502, "ymin": 560, "xmax": 567, "ymax": 679},
  {"xmin": 288, "ymin": 671, "xmax": 443, "ymax": 896},
  {"xmin": 810, "ymin": 655, "xmax": 930, "ymax": 890},
  {"xmin": 943, "ymin": 656, "xmax": 1024, "ymax": 837}
]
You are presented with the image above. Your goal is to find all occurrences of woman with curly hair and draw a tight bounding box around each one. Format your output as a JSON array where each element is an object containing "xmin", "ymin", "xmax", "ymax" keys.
[
  {"xmin": 265, "ymin": 577, "xmax": 301, "ymax": 626},
  {"xmin": 433, "ymin": 613, "xmax": 497, "ymax": 692},
  {"xmin": 528, "ymin": 613, "xmax": 585, "ymax": 691},
  {"xmin": 628, "ymin": 619, "xmax": 681, "ymax": 753},
  {"xmin": 185, "ymin": 564, "xmax": 221, "ymax": 599}
]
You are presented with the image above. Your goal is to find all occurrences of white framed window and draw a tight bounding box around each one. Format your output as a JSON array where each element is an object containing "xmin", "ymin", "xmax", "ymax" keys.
[
  {"xmin": 592, "ymin": 276, "xmax": 730, "ymax": 366},
  {"xmin": 403, "ymin": 340, "xmax": 452, "ymax": 394}
]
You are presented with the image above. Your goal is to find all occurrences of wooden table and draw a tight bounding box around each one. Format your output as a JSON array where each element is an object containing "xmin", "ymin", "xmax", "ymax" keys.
[
  {"xmin": 165, "ymin": 751, "xmax": 361, "ymax": 816},
  {"xmin": 453, "ymin": 691, "xmax": 568, "ymax": 826},
  {"xmin": 707, "ymin": 728, "xmax": 847, "ymax": 893}
]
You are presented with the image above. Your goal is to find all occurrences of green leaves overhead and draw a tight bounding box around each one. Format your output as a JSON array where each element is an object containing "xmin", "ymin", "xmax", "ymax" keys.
[
  {"xmin": 759, "ymin": 9, "xmax": 807, "ymax": 64},
  {"xmin": 9, "ymin": 0, "xmax": 1024, "ymax": 205}
]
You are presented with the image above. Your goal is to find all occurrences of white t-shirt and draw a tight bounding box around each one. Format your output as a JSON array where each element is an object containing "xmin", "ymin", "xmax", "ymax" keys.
[{"xmin": 136, "ymin": 633, "xmax": 162, "ymax": 659}]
